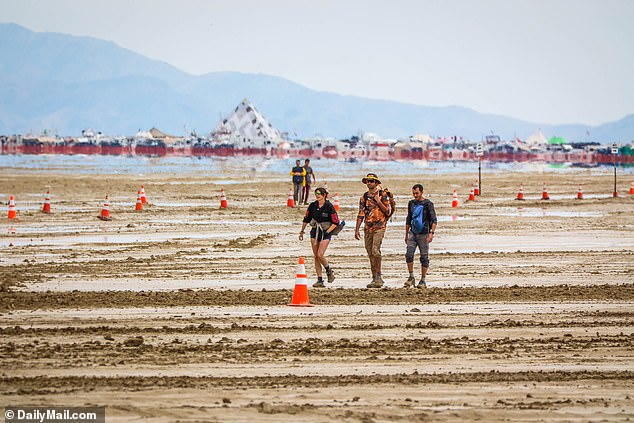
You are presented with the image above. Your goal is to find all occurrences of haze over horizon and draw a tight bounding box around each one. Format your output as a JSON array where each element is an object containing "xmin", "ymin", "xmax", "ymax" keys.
[{"xmin": 2, "ymin": 0, "xmax": 633, "ymax": 128}]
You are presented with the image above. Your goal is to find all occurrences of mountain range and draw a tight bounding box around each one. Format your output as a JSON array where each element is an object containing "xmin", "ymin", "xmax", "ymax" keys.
[{"xmin": 1, "ymin": 23, "xmax": 633, "ymax": 142}]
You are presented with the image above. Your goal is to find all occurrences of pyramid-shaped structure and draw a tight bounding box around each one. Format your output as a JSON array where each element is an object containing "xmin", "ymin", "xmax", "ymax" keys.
[
  {"xmin": 214, "ymin": 99, "xmax": 282, "ymax": 142},
  {"xmin": 525, "ymin": 129, "xmax": 548, "ymax": 147}
]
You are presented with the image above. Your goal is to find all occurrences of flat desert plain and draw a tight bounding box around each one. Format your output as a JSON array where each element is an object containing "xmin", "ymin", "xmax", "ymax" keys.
[{"xmin": 1, "ymin": 160, "xmax": 633, "ymax": 422}]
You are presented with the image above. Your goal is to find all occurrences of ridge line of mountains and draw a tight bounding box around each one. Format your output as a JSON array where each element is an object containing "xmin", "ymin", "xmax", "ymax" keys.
[{"xmin": 1, "ymin": 23, "xmax": 633, "ymax": 142}]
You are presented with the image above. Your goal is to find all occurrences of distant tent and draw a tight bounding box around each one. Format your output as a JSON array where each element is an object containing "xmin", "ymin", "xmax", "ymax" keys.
[
  {"xmin": 411, "ymin": 134, "xmax": 434, "ymax": 144},
  {"xmin": 36, "ymin": 135, "xmax": 57, "ymax": 144},
  {"xmin": 361, "ymin": 132, "xmax": 382, "ymax": 142},
  {"xmin": 135, "ymin": 130, "xmax": 154, "ymax": 139},
  {"xmin": 149, "ymin": 127, "xmax": 170, "ymax": 138},
  {"xmin": 148, "ymin": 127, "xmax": 182, "ymax": 145},
  {"xmin": 548, "ymin": 136, "xmax": 566, "ymax": 145}
]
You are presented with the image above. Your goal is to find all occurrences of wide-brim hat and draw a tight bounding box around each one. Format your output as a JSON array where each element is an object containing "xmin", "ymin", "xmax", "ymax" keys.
[{"xmin": 362, "ymin": 173, "xmax": 381, "ymax": 184}]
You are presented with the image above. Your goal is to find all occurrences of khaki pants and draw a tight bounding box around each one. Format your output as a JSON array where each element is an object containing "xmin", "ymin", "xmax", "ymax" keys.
[{"xmin": 364, "ymin": 228, "xmax": 385, "ymax": 260}]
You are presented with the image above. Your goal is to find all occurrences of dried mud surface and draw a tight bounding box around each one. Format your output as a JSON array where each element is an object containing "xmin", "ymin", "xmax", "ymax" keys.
[{"xmin": 1, "ymin": 167, "xmax": 634, "ymax": 421}]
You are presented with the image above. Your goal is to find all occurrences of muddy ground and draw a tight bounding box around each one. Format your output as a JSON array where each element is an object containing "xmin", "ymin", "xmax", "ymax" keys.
[{"xmin": 1, "ymin": 162, "xmax": 633, "ymax": 421}]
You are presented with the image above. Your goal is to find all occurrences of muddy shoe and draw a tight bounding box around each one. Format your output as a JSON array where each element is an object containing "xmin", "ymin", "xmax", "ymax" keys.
[
  {"xmin": 404, "ymin": 275, "xmax": 415, "ymax": 288},
  {"xmin": 326, "ymin": 268, "xmax": 335, "ymax": 284},
  {"xmin": 367, "ymin": 275, "xmax": 384, "ymax": 288},
  {"xmin": 416, "ymin": 280, "xmax": 427, "ymax": 289},
  {"xmin": 313, "ymin": 280, "xmax": 325, "ymax": 288}
]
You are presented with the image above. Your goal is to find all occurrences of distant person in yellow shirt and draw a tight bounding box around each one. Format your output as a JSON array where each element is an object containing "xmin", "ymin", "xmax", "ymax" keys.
[{"xmin": 301, "ymin": 158, "xmax": 316, "ymax": 205}]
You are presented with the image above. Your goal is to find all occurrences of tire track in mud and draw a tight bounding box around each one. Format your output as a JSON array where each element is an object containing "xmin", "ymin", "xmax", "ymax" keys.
[
  {"xmin": 2, "ymin": 334, "xmax": 632, "ymax": 366},
  {"xmin": 1, "ymin": 284, "xmax": 633, "ymax": 310},
  {"xmin": 2, "ymin": 249, "xmax": 632, "ymax": 291},
  {"xmin": 2, "ymin": 313, "xmax": 632, "ymax": 336},
  {"xmin": 2, "ymin": 371, "xmax": 632, "ymax": 395}
]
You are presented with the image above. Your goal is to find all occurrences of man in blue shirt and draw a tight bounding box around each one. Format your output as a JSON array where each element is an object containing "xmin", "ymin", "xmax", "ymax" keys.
[{"xmin": 404, "ymin": 184, "xmax": 437, "ymax": 288}]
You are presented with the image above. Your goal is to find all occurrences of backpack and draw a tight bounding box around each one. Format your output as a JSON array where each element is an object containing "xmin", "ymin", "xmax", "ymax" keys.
[
  {"xmin": 364, "ymin": 188, "xmax": 396, "ymax": 219},
  {"xmin": 411, "ymin": 203, "xmax": 425, "ymax": 234},
  {"xmin": 330, "ymin": 220, "xmax": 345, "ymax": 236}
]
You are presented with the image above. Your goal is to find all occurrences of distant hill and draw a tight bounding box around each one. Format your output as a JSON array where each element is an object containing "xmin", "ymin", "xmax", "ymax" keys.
[{"xmin": 1, "ymin": 23, "xmax": 633, "ymax": 142}]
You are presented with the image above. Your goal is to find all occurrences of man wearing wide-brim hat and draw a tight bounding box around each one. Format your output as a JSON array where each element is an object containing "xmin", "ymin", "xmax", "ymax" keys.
[{"xmin": 355, "ymin": 173, "xmax": 392, "ymax": 288}]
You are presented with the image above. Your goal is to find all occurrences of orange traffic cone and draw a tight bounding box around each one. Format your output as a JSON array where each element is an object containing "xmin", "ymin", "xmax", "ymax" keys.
[
  {"xmin": 220, "ymin": 188, "xmax": 228, "ymax": 209},
  {"xmin": 140, "ymin": 185, "xmax": 147, "ymax": 204},
  {"xmin": 541, "ymin": 182, "xmax": 550, "ymax": 200},
  {"xmin": 99, "ymin": 195, "xmax": 111, "ymax": 221},
  {"xmin": 287, "ymin": 188, "xmax": 295, "ymax": 208},
  {"xmin": 467, "ymin": 187, "xmax": 475, "ymax": 202},
  {"xmin": 41, "ymin": 190, "xmax": 52, "ymax": 213},
  {"xmin": 576, "ymin": 184, "xmax": 583, "ymax": 200},
  {"xmin": 334, "ymin": 192, "xmax": 340, "ymax": 211},
  {"xmin": 629, "ymin": 181, "xmax": 634, "ymax": 195},
  {"xmin": 516, "ymin": 185, "xmax": 524, "ymax": 201},
  {"xmin": 8, "ymin": 195, "xmax": 17, "ymax": 219},
  {"xmin": 473, "ymin": 180, "xmax": 480, "ymax": 196},
  {"xmin": 288, "ymin": 257, "xmax": 314, "ymax": 307},
  {"xmin": 451, "ymin": 189, "xmax": 458, "ymax": 208},
  {"xmin": 135, "ymin": 190, "xmax": 143, "ymax": 211}
]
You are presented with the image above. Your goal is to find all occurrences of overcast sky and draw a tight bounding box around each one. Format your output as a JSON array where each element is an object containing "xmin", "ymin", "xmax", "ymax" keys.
[{"xmin": 2, "ymin": 0, "xmax": 633, "ymax": 126}]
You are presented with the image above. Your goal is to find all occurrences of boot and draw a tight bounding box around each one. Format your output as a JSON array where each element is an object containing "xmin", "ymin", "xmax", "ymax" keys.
[
  {"xmin": 313, "ymin": 280, "xmax": 325, "ymax": 288},
  {"xmin": 367, "ymin": 274, "xmax": 384, "ymax": 288},
  {"xmin": 404, "ymin": 275, "xmax": 415, "ymax": 288},
  {"xmin": 326, "ymin": 268, "xmax": 335, "ymax": 284}
]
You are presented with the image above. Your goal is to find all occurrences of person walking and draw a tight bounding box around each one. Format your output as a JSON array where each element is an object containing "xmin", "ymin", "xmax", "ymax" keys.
[
  {"xmin": 290, "ymin": 159, "xmax": 306, "ymax": 207},
  {"xmin": 301, "ymin": 158, "xmax": 316, "ymax": 205},
  {"xmin": 354, "ymin": 173, "xmax": 392, "ymax": 288},
  {"xmin": 299, "ymin": 187, "xmax": 338, "ymax": 288},
  {"xmin": 404, "ymin": 184, "xmax": 437, "ymax": 288}
]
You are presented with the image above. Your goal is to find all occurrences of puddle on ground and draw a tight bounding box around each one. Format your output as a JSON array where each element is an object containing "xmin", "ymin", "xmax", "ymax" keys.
[{"xmin": 500, "ymin": 208, "xmax": 604, "ymax": 217}]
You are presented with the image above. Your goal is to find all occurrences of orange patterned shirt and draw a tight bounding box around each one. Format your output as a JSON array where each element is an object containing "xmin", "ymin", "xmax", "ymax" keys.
[{"xmin": 357, "ymin": 190, "xmax": 390, "ymax": 232}]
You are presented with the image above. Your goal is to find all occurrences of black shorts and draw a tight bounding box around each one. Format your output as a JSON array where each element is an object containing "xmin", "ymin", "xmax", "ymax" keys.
[{"xmin": 310, "ymin": 227, "xmax": 332, "ymax": 242}]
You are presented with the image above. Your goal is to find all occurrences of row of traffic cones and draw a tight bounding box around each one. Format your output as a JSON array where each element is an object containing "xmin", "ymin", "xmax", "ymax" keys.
[
  {"xmin": 454, "ymin": 181, "xmax": 480, "ymax": 207},
  {"xmin": 101, "ymin": 187, "xmax": 232, "ymax": 220},
  {"xmin": 514, "ymin": 184, "xmax": 551, "ymax": 200},
  {"xmin": 5, "ymin": 186, "xmax": 148, "ymax": 220},
  {"xmin": 7, "ymin": 192, "xmax": 49, "ymax": 219},
  {"xmin": 6, "ymin": 186, "xmax": 231, "ymax": 221},
  {"xmin": 453, "ymin": 179, "xmax": 634, "ymax": 205},
  {"xmin": 515, "ymin": 182, "xmax": 627, "ymax": 201},
  {"xmin": 103, "ymin": 186, "xmax": 149, "ymax": 220},
  {"xmin": 452, "ymin": 180, "xmax": 633, "ymax": 207},
  {"xmin": 6, "ymin": 180, "xmax": 634, "ymax": 219}
]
